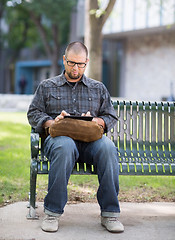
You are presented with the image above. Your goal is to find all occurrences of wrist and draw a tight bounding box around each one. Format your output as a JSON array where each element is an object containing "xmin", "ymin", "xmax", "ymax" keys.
[
  {"xmin": 42, "ymin": 119, "xmax": 54, "ymax": 128},
  {"xmin": 92, "ymin": 117, "xmax": 105, "ymax": 129}
]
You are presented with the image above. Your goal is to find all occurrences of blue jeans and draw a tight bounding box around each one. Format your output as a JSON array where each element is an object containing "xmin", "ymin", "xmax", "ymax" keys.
[{"xmin": 43, "ymin": 135, "xmax": 120, "ymax": 217}]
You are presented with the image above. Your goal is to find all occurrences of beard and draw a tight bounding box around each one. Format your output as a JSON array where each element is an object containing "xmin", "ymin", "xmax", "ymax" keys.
[{"xmin": 67, "ymin": 71, "xmax": 82, "ymax": 80}]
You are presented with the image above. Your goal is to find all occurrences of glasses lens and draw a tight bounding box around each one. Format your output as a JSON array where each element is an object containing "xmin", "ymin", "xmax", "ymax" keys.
[
  {"xmin": 67, "ymin": 61, "xmax": 75, "ymax": 67},
  {"xmin": 77, "ymin": 63, "xmax": 86, "ymax": 68}
]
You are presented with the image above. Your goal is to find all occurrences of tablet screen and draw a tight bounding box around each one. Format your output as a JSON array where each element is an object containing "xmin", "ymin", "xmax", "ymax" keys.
[{"xmin": 64, "ymin": 115, "xmax": 93, "ymax": 121}]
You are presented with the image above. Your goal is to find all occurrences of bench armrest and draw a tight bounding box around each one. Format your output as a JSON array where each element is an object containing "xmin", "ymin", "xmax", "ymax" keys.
[{"xmin": 31, "ymin": 129, "xmax": 39, "ymax": 159}]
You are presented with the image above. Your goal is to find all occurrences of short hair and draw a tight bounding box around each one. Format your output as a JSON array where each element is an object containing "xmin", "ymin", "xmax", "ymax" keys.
[{"xmin": 65, "ymin": 42, "xmax": 88, "ymax": 59}]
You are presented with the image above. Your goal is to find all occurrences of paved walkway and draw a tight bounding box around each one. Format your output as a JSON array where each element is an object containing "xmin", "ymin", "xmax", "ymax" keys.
[
  {"xmin": 0, "ymin": 94, "xmax": 33, "ymax": 112},
  {"xmin": 0, "ymin": 202, "xmax": 175, "ymax": 240}
]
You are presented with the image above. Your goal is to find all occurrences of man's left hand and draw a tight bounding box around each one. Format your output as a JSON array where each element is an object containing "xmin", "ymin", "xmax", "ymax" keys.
[{"xmin": 82, "ymin": 111, "xmax": 105, "ymax": 129}]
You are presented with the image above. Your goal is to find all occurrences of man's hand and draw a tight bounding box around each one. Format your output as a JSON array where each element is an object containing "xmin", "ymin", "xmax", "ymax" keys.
[
  {"xmin": 81, "ymin": 111, "xmax": 91, "ymax": 116},
  {"xmin": 55, "ymin": 110, "xmax": 70, "ymax": 122},
  {"xmin": 42, "ymin": 119, "xmax": 54, "ymax": 128},
  {"xmin": 82, "ymin": 111, "xmax": 105, "ymax": 129},
  {"xmin": 42, "ymin": 110, "xmax": 70, "ymax": 128},
  {"xmin": 92, "ymin": 117, "xmax": 105, "ymax": 129}
]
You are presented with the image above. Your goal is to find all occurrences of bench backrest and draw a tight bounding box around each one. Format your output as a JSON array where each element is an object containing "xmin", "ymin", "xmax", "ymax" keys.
[{"xmin": 110, "ymin": 101, "xmax": 175, "ymax": 162}]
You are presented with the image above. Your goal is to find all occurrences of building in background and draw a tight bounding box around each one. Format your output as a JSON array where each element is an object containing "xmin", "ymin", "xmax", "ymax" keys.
[
  {"xmin": 71, "ymin": 0, "xmax": 175, "ymax": 101},
  {"xmin": 2, "ymin": 0, "xmax": 175, "ymax": 100},
  {"xmin": 15, "ymin": 60, "xmax": 63, "ymax": 94}
]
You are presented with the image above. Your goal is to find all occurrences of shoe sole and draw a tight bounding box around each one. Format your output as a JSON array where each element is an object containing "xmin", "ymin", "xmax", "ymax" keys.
[{"xmin": 101, "ymin": 223, "xmax": 124, "ymax": 233}]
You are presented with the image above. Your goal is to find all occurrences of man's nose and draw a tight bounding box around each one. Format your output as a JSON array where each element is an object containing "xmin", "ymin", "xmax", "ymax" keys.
[{"xmin": 73, "ymin": 64, "xmax": 79, "ymax": 70}]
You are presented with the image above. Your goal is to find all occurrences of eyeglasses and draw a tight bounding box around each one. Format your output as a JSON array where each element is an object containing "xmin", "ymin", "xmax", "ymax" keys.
[{"xmin": 65, "ymin": 57, "xmax": 87, "ymax": 68}]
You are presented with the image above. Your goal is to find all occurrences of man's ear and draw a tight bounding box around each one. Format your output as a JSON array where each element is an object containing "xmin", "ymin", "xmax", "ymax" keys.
[{"xmin": 63, "ymin": 55, "xmax": 66, "ymax": 65}]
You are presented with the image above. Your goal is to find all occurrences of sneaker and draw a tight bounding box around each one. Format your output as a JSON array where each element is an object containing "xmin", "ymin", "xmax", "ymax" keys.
[
  {"xmin": 41, "ymin": 214, "xmax": 59, "ymax": 232},
  {"xmin": 101, "ymin": 216, "xmax": 124, "ymax": 233}
]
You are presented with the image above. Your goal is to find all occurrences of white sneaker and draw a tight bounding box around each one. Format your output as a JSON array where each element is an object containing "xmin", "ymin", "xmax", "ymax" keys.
[
  {"xmin": 41, "ymin": 214, "xmax": 59, "ymax": 232},
  {"xmin": 101, "ymin": 216, "xmax": 124, "ymax": 233}
]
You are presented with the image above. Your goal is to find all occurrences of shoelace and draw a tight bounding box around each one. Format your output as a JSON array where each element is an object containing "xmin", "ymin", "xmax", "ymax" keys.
[
  {"xmin": 107, "ymin": 217, "xmax": 118, "ymax": 222},
  {"xmin": 45, "ymin": 216, "xmax": 57, "ymax": 222}
]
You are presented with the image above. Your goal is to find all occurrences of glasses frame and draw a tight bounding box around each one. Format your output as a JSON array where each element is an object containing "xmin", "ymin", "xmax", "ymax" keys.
[{"xmin": 65, "ymin": 57, "xmax": 87, "ymax": 68}]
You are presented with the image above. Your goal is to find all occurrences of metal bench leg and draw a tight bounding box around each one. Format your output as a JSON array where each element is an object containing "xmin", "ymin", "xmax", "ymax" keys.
[{"xmin": 27, "ymin": 160, "xmax": 39, "ymax": 219}]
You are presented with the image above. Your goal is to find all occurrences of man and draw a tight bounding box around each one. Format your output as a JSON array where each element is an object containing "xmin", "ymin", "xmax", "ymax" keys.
[{"xmin": 27, "ymin": 41, "xmax": 124, "ymax": 233}]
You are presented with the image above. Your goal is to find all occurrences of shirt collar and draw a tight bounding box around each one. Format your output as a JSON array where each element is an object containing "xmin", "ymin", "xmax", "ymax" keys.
[
  {"xmin": 50, "ymin": 72, "xmax": 67, "ymax": 87},
  {"xmin": 51, "ymin": 71, "xmax": 90, "ymax": 87},
  {"xmin": 80, "ymin": 74, "xmax": 89, "ymax": 87}
]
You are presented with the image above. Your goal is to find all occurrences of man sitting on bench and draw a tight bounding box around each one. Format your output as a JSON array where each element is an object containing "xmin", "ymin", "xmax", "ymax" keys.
[{"xmin": 27, "ymin": 41, "xmax": 124, "ymax": 233}]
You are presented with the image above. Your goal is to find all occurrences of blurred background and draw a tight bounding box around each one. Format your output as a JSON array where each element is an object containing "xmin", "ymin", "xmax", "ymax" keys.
[
  {"xmin": 0, "ymin": 0, "xmax": 175, "ymax": 208},
  {"xmin": 0, "ymin": 0, "xmax": 175, "ymax": 102}
]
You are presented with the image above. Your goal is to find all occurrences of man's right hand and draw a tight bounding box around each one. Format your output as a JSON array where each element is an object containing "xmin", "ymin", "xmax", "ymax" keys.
[
  {"xmin": 42, "ymin": 119, "xmax": 54, "ymax": 128},
  {"xmin": 55, "ymin": 110, "xmax": 70, "ymax": 122},
  {"xmin": 42, "ymin": 110, "xmax": 70, "ymax": 128}
]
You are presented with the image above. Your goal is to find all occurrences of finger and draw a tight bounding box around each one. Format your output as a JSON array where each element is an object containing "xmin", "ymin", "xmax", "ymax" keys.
[
  {"xmin": 55, "ymin": 115, "xmax": 64, "ymax": 122},
  {"xmin": 81, "ymin": 113, "xmax": 85, "ymax": 116},
  {"xmin": 86, "ymin": 111, "xmax": 91, "ymax": 116},
  {"xmin": 55, "ymin": 110, "xmax": 70, "ymax": 122},
  {"xmin": 61, "ymin": 110, "xmax": 70, "ymax": 116},
  {"xmin": 92, "ymin": 117, "xmax": 97, "ymax": 123}
]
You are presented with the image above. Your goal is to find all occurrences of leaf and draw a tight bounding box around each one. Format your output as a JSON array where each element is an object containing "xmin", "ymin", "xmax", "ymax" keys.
[
  {"xmin": 89, "ymin": 8, "xmax": 106, "ymax": 18},
  {"xmin": 89, "ymin": 9, "xmax": 97, "ymax": 15}
]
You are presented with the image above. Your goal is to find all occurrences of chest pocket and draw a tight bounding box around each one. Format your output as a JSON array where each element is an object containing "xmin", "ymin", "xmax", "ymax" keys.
[
  {"xmin": 78, "ymin": 88, "xmax": 101, "ymax": 115},
  {"xmin": 46, "ymin": 87, "xmax": 73, "ymax": 114},
  {"xmin": 46, "ymin": 92, "xmax": 63, "ymax": 114}
]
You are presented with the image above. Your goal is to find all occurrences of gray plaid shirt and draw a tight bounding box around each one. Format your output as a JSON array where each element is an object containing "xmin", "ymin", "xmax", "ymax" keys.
[{"xmin": 27, "ymin": 72, "xmax": 117, "ymax": 133}]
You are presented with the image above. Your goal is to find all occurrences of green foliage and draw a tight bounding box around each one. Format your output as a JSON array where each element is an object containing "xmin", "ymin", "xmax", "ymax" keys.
[
  {"xmin": 89, "ymin": 8, "xmax": 106, "ymax": 18},
  {"xmin": 5, "ymin": 0, "xmax": 77, "ymax": 48},
  {"xmin": 1, "ymin": 0, "xmax": 77, "ymax": 65},
  {"xmin": 22, "ymin": 0, "xmax": 76, "ymax": 23},
  {"xmin": 4, "ymin": 5, "xmax": 39, "ymax": 49},
  {"xmin": 25, "ymin": 0, "xmax": 77, "ymax": 44}
]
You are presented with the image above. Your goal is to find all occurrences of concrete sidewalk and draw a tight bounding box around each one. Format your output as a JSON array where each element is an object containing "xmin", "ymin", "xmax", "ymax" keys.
[{"xmin": 0, "ymin": 202, "xmax": 175, "ymax": 240}]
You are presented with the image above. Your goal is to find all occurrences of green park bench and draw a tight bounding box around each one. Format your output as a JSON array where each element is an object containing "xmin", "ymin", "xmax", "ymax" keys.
[{"xmin": 27, "ymin": 100, "xmax": 175, "ymax": 219}]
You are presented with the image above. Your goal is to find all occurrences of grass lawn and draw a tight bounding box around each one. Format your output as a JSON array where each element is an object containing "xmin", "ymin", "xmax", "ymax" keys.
[
  {"xmin": 0, "ymin": 112, "xmax": 175, "ymax": 206},
  {"xmin": 0, "ymin": 113, "xmax": 30, "ymax": 206}
]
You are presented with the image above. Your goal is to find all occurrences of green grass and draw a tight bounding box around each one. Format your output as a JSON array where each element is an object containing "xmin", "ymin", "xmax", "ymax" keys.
[
  {"xmin": 0, "ymin": 112, "xmax": 175, "ymax": 206},
  {"xmin": 118, "ymin": 175, "xmax": 175, "ymax": 202},
  {"xmin": 0, "ymin": 114, "xmax": 30, "ymax": 206}
]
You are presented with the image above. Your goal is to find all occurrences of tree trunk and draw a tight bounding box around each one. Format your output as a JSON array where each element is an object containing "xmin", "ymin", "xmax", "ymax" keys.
[
  {"xmin": 84, "ymin": 0, "xmax": 102, "ymax": 81},
  {"xmin": 84, "ymin": 0, "xmax": 116, "ymax": 82},
  {"xmin": 50, "ymin": 54, "xmax": 60, "ymax": 77},
  {"xmin": 30, "ymin": 12, "xmax": 60, "ymax": 77},
  {"xmin": 50, "ymin": 24, "xmax": 60, "ymax": 76}
]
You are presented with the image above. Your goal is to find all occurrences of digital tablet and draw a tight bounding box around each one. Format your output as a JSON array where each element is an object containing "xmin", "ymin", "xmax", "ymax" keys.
[{"xmin": 64, "ymin": 115, "xmax": 93, "ymax": 121}]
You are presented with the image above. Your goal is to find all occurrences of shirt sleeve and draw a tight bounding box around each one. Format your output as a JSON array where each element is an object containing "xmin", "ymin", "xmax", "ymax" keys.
[
  {"xmin": 27, "ymin": 83, "xmax": 53, "ymax": 133},
  {"xmin": 98, "ymin": 84, "xmax": 117, "ymax": 133}
]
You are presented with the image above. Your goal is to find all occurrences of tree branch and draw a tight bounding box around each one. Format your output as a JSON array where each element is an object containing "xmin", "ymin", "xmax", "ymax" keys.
[
  {"xmin": 8, "ymin": 21, "xmax": 29, "ymax": 63},
  {"xmin": 29, "ymin": 11, "xmax": 53, "ymax": 58},
  {"xmin": 51, "ymin": 23, "xmax": 59, "ymax": 56},
  {"xmin": 101, "ymin": 0, "xmax": 116, "ymax": 27}
]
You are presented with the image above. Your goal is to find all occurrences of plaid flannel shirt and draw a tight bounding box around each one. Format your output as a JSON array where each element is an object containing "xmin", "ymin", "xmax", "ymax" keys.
[{"xmin": 27, "ymin": 72, "xmax": 117, "ymax": 133}]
